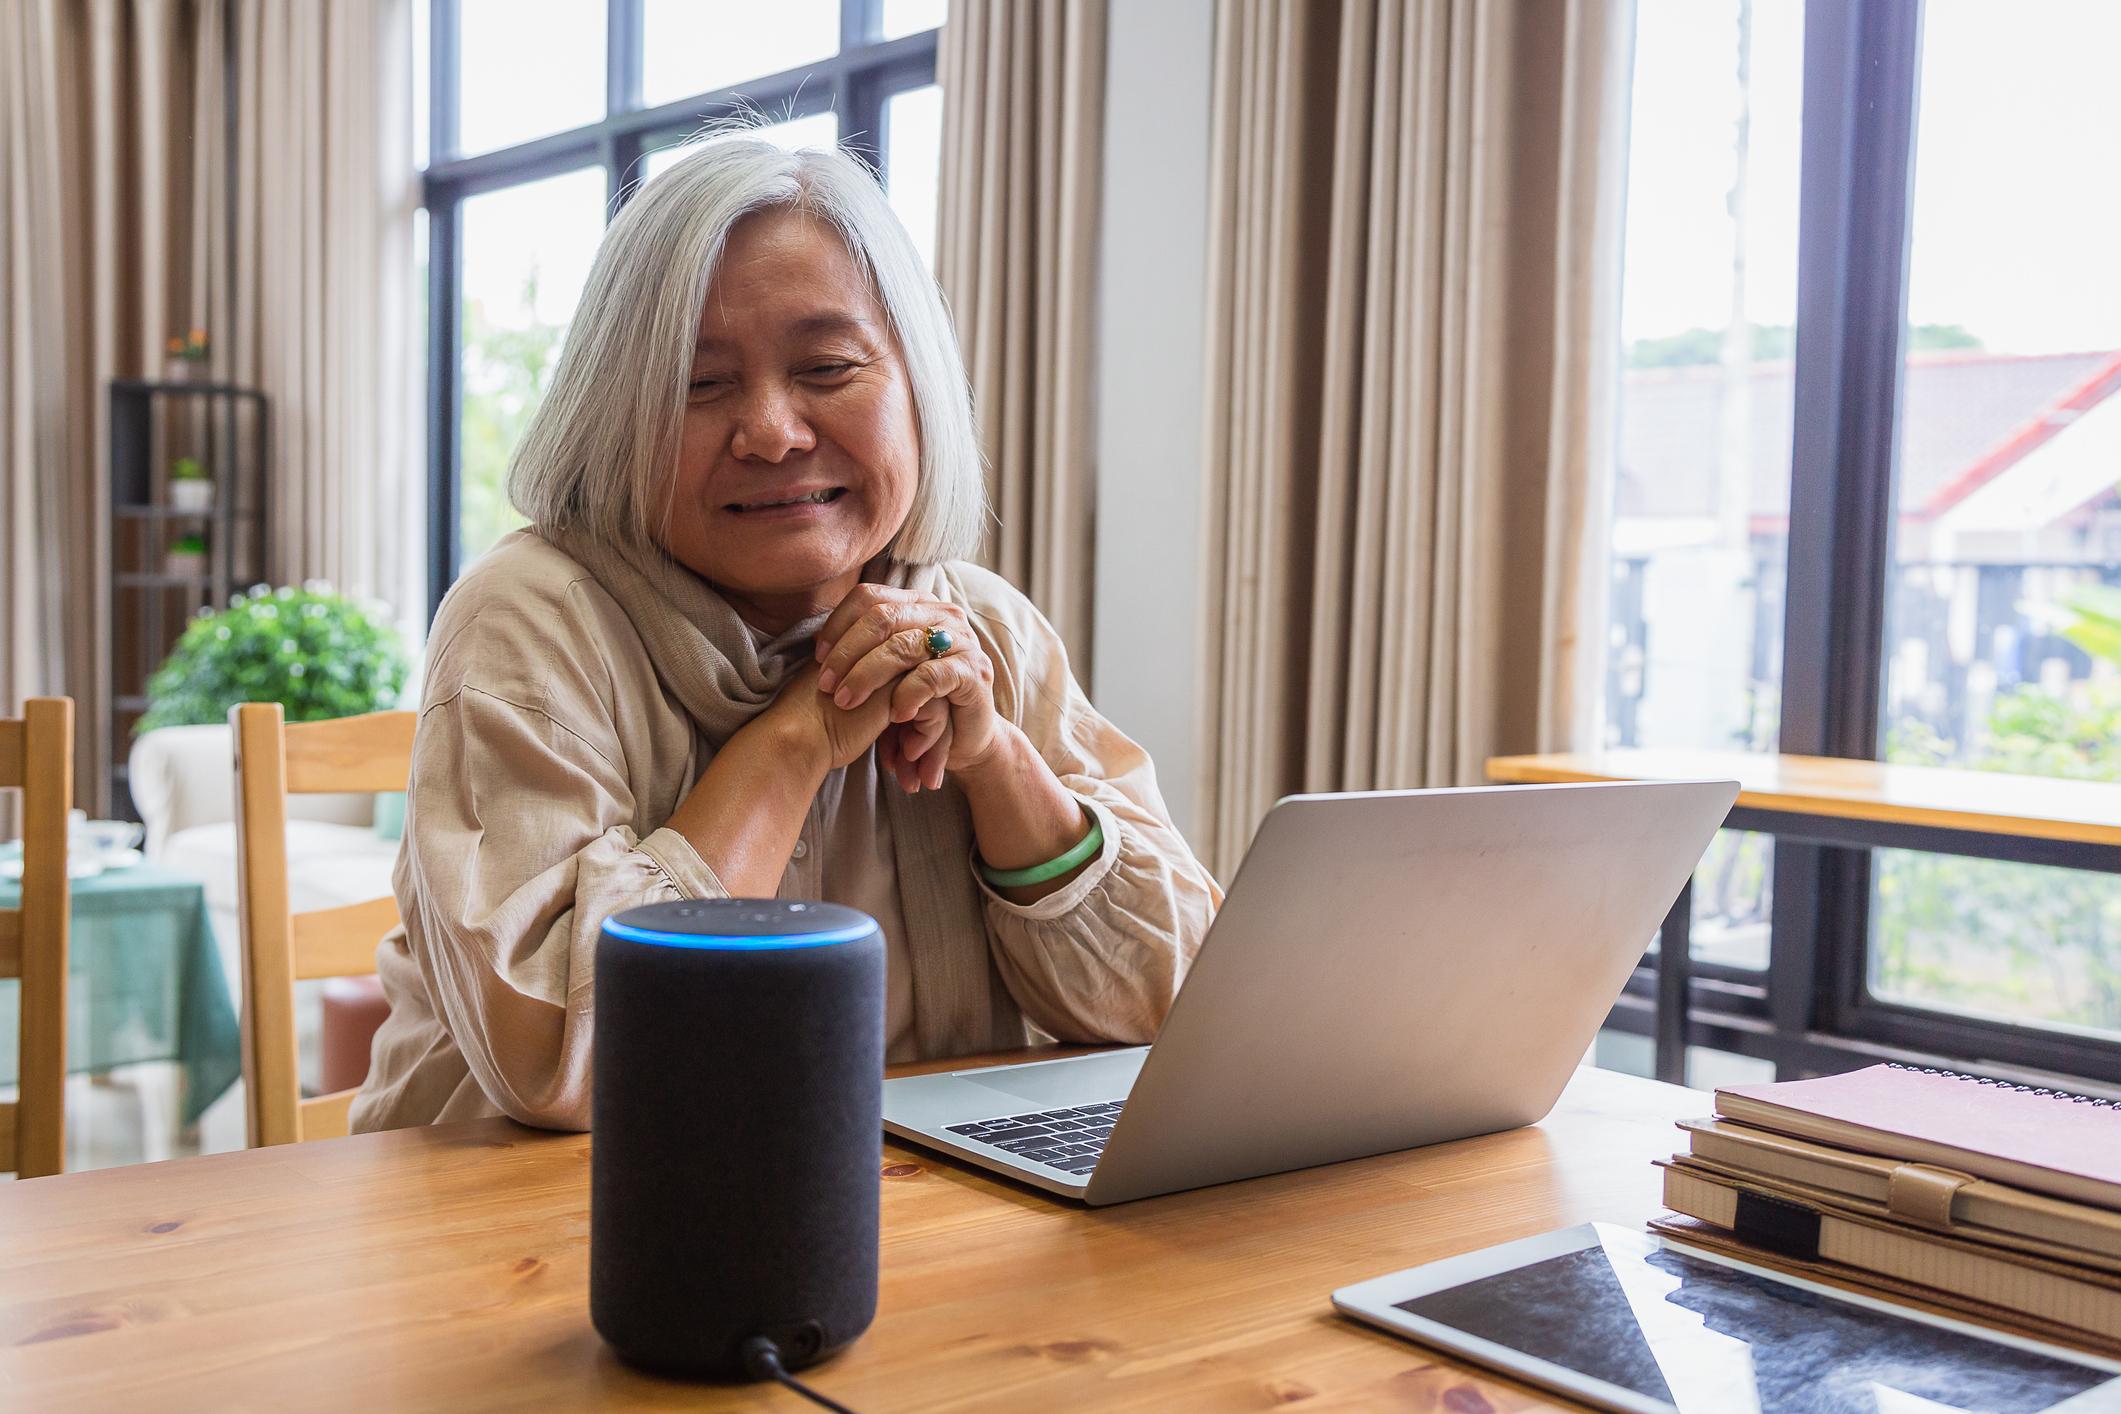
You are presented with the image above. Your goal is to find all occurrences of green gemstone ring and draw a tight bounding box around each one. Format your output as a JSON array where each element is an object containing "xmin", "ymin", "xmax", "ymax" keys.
[{"xmin": 923, "ymin": 625, "xmax": 954, "ymax": 660}]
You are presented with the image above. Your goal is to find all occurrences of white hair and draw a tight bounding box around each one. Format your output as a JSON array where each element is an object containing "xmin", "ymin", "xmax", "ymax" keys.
[{"xmin": 505, "ymin": 138, "xmax": 985, "ymax": 566}]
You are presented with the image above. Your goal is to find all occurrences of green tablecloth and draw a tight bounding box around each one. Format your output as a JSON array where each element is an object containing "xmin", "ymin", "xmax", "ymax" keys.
[{"xmin": 0, "ymin": 863, "xmax": 240, "ymax": 1125}]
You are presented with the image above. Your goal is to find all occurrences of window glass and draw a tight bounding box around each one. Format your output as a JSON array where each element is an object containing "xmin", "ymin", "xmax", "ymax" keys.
[
  {"xmin": 413, "ymin": 0, "xmax": 431, "ymax": 169},
  {"xmin": 457, "ymin": 168, "xmax": 608, "ymax": 566},
  {"xmin": 642, "ymin": 0, "xmax": 839, "ymax": 109},
  {"xmin": 456, "ymin": 0, "xmax": 605, "ymax": 157},
  {"xmin": 880, "ymin": 0, "xmax": 949, "ymax": 40},
  {"xmin": 885, "ymin": 85, "xmax": 943, "ymax": 272},
  {"xmin": 1870, "ymin": 0, "xmax": 2121, "ymax": 1039},
  {"xmin": 1609, "ymin": 0, "xmax": 1805, "ymax": 974}
]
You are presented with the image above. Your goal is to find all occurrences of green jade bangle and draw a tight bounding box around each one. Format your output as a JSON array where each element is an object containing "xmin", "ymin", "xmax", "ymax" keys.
[{"xmin": 977, "ymin": 815, "xmax": 1103, "ymax": 889}]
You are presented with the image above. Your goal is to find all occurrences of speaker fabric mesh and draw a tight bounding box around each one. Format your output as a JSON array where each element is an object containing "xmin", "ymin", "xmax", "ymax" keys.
[{"xmin": 591, "ymin": 899, "xmax": 884, "ymax": 1378}]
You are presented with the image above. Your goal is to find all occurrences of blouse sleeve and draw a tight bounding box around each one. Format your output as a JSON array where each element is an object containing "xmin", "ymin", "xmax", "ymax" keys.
[
  {"xmin": 964, "ymin": 586, "xmax": 1223, "ymax": 1045},
  {"xmin": 396, "ymin": 683, "xmax": 727, "ymax": 1130}
]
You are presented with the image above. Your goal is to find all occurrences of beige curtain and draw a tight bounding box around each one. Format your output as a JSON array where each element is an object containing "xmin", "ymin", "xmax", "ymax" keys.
[
  {"xmin": 1, "ymin": 1, "xmax": 75, "ymax": 737},
  {"xmin": 1, "ymin": 0, "xmax": 227, "ymax": 809},
  {"xmin": 0, "ymin": 0, "xmax": 419, "ymax": 810},
  {"xmin": 937, "ymin": 0, "xmax": 1106, "ymax": 681},
  {"xmin": 1197, "ymin": 0, "xmax": 1631, "ymax": 875},
  {"xmin": 233, "ymin": 0, "xmax": 423, "ymax": 622}
]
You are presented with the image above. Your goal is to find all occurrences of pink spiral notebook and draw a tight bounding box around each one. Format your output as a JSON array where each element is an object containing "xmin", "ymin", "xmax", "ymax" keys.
[{"xmin": 1715, "ymin": 1064, "xmax": 2121, "ymax": 1209}]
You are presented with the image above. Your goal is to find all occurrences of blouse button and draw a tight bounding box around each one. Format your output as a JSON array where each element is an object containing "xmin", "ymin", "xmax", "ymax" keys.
[{"xmin": 791, "ymin": 839, "xmax": 810, "ymax": 860}]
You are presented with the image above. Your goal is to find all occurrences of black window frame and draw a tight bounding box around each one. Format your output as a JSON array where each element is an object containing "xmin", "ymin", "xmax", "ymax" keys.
[
  {"xmin": 1604, "ymin": 0, "xmax": 2121, "ymax": 1090},
  {"xmin": 421, "ymin": 0, "xmax": 940, "ymax": 614}
]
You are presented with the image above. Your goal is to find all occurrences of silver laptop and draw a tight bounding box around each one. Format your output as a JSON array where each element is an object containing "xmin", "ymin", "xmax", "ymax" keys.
[{"xmin": 883, "ymin": 778, "xmax": 1737, "ymax": 1205}]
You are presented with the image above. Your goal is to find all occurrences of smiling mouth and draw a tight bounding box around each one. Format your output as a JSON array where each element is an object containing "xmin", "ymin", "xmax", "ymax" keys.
[{"xmin": 726, "ymin": 488, "xmax": 847, "ymax": 513}]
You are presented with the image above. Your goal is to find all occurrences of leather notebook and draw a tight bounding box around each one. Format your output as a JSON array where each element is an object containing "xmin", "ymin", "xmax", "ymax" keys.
[
  {"xmin": 1715, "ymin": 1063, "xmax": 2121, "ymax": 1209},
  {"xmin": 1678, "ymin": 1116, "xmax": 2121, "ymax": 1269}
]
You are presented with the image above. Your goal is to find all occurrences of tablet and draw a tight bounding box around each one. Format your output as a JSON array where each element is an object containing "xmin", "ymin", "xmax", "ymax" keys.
[{"xmin": 1333, "ymin": 1223, "xmax": 2121, "ymax": 1414}]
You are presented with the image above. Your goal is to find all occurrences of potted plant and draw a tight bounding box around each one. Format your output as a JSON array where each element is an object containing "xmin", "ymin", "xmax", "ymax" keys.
[
  {"xmin": 169, "ymin": 456, "xmax": 214, "ymax": 513},
  {"xmin": 137, "ymin": 583, "xmax": 411, "ymax": 735},
  {"xmin": 164, "ymin": 328, "xmax": 209, "ymax": 382},
  {"xmin": 166, "ymin": 533, "xmax": 208, "ymax": 578}
]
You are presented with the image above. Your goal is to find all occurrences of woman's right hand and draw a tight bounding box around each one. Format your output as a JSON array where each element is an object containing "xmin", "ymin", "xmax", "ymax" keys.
[
  {"xmin": 761, "ymin": 662, "xmax": 951, "ymax": 784},
  {"xmin": 671, "ymin": 661, "xmax": 953, "ymax": 897},
  {"xmin": 668, "ymin": 661, "xmax": 904, "ymax": 896},
  {"xmin": 762, "ymin": 661, "xmax": 901, "ymax": 771}
]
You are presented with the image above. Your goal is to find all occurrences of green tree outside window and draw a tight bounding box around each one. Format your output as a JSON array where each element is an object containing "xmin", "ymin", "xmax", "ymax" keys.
[{"xmin": 459, "ymin": 272, "xmax": 563, "ymax": 564}]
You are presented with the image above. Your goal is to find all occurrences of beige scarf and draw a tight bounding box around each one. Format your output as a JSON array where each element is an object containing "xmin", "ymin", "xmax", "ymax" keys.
[{"xmin": 549, "ymin": 528, "xmax": 1028, "ymax": 1057}]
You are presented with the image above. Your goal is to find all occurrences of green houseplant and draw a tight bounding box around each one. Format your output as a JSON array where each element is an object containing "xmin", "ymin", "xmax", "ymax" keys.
[
  {"xmin": 169, "ymin": 456, "xmax": 214, "ymax": 513},
  {"xmin": 137, "ymin": 583, "xmax": 410, "ymax": 735},
  {"xmin": 166, "ymin": 533, "xmax": 208, "ymax": 577}
]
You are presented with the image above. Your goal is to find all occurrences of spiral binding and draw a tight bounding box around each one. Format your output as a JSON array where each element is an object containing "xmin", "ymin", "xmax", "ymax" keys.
[{"xmin": 1885, "ymin": 1062, "xmax": 2119, "ymax": 1109}]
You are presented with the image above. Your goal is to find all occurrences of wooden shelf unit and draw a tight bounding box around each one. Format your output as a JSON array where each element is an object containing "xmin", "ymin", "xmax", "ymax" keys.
[{"xmin": 104, "ymin": 379, "xmax": 271, "ymax": 818}]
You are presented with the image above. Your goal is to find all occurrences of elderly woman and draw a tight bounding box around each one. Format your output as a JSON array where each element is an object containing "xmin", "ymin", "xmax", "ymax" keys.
[{"xmin": 352, "ymin": 142, "xmax": 1220, "ymax": 1132}]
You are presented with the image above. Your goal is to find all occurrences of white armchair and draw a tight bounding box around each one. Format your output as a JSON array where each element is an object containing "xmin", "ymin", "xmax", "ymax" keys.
[
  {"xmin": 130, "ymin": 724, "xmax": 399, "ymax": 967},
  {"xmin": 129, "ymin": 724, "xmax": 402, "ymax": 1150}
]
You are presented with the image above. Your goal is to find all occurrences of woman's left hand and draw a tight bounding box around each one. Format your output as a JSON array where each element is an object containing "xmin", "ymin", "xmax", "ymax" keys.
[{"xmin": 814, "ymin": 585, "xmax": 1000, "ymax": 791}]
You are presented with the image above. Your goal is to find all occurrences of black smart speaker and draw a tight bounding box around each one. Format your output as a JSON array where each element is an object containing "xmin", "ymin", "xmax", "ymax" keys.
[{"xmin": 590, "ymin": 898, "xmax": 884, "ymax": 1380}]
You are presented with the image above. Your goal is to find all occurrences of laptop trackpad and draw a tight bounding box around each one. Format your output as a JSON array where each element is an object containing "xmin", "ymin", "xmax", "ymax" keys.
[{"xmin": 954, "ymin": 1048, "xmax": 1149, "ymax": 1107}]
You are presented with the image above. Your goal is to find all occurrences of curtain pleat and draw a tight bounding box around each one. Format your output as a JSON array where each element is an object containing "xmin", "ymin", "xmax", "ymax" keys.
[
  {"xmin": 1, "ymin": 0, "xmax": 88, "ymax": 812},
  {"xmin": 936, "ymin": 0, "xmax": 1105, "ymax": 681},
  {"xmin": 2, "ymin": 0, "xmax": 210, "ymax": 808},
  {"xmin": 1197, "ymin": 0, "xmax": 1631, "ymax": 877},
  {"xmin": 230, "ymin": 0, "xmax": 421, "ymax": 621}
]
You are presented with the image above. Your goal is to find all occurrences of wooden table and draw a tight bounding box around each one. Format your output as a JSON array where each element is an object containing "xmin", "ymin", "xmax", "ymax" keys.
[
  {"xmin": 1486, "ymin": 748, "xmax": 2121, "ymax": 1082},
  {"xmin": 0, "ymin": 1052, "xmax": 1704, "ymax": 1411}
]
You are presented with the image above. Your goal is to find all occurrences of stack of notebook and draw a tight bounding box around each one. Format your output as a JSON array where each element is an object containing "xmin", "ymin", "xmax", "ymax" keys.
[{"xmin": 1652, "ymin": 1062, "xmax": 2121, "ymax": 1353}]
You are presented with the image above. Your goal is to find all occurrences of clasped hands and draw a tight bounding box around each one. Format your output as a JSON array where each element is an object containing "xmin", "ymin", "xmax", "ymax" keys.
[{"xmin": 768, "ymin": 585, "xmax": 999, "ymax": 793}]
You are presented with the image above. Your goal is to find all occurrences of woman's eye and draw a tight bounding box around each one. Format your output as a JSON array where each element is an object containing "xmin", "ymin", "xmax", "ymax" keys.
[
  {"xmin": 804, "ymin": 362, "xmax": 858, "ymax": 379},
  {"xmin": 688, "ymin": 376, "xmax": 730, "ymax": 394}
]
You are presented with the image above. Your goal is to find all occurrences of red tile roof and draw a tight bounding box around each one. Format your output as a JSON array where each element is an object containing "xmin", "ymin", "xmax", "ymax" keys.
[{"xmin": 1615, "ymin": 348, "xmax": 2121, "ymax": 528}]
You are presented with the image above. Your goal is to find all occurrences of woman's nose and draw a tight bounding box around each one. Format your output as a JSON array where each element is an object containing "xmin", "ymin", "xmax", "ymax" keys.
[{"xmin": 729, "ymin": 383, "xmax": 818, "ymax": 463}]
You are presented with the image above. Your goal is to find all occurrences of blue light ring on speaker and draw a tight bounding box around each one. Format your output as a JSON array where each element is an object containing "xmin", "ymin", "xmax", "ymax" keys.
[
  {"xmin": 600, "ymin": 916, "xmax": 873, "ymax": 950},
  {"xmin": 601, "ymin": 899, "xmax": 880, "ymax": 951}
]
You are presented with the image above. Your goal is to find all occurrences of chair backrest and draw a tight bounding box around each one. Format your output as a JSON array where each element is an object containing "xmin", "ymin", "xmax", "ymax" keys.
[
  {"xmin": 2, "ymin": 698, "xmax": 72, "ymax": 1177},
  {"xmin": 230, "ymin": 703, "xmax": 414, "ymax": 1147}
]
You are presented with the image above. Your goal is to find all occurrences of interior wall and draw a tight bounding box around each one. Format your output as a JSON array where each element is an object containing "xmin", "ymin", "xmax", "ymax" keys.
[{"xmin": 1091, "ymin": 0, "xmax": 1214, "ymax": 843}]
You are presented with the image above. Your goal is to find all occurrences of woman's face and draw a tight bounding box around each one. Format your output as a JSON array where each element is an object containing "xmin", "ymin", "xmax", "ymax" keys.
[{"xmin": 660, "ymin": 207, "xmax": 921, "ymax": 625}]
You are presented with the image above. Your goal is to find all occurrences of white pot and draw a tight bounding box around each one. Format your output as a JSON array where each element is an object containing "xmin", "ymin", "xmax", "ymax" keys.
[
  {"xmin": 170, "ymin": 479, "xmax": 214, "ymax": 513},
  {"xmin": 166, "ymin": 550, "xmax": 206, "ymax": 579}
]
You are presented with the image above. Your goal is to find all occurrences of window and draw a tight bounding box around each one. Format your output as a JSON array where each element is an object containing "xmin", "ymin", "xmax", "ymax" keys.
[
  {"xmin": 454, "ymin": 0, "xmax": 606, "ymax": 156},
  {"xmin": 884, "ymin": 85, "xmax": 942, "ymax": 272},
  {"xmin": 1602, "ymin": 0, "xmax": 2121, "ymax": 1086},
  {"xmin": 1609, "ymin": 0, "xmax": 1804, "ymax": 986},
  {"xmin": 419, "ymin": 0, "xmax": 947, "ymax": 599},
  {"xmin": 1870, "ymin": 0, "xmax": 2121, "ymax": 1043},
  {"xmin": 641, "ymin": 1, "xmax": 839, "ymax": 109},
  {"xmin": 456, "ymin": 168, "xmax": 607, "ymax": 563}
]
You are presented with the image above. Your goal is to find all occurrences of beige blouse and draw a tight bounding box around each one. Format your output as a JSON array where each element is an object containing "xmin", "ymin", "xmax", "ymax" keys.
[{"xmin": 351, "ymin": 532, "xmax": 1221, "ymax": 1133}]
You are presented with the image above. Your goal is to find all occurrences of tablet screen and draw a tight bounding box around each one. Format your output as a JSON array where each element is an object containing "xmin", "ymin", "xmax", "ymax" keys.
[{"xmin": 1391, "ymin": 1230, "xmax": 2111, "ymax": 1413}]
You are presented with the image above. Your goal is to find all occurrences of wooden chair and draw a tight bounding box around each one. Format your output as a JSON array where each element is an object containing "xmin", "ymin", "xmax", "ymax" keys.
[
  {"xmin": 231, "ymin": 703, "xmax": 415, "ymax": 1146},
  {"xmin": 2, "ymin": 699, "xmax": 72, "ymax": 1178}
]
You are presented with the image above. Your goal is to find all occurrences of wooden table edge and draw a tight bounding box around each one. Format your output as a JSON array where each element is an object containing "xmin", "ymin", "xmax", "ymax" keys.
[{"xmin": 1484, "ymin": 754, "xmax": 2121, "ymax": 848}]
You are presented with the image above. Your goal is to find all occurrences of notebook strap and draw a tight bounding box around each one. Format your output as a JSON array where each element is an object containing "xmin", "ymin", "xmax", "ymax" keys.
[
  {"xmin": 1731, "ymin": 1190, "xmax": 1822, "ymax": 1260},
  {"xmin": 1887, "ymin": 1163, "xmax": 1973, "ymax": 1228}
]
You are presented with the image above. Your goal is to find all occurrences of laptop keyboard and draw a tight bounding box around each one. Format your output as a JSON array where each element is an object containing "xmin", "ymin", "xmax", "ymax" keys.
[{"xmin": 942, "ymin": 1100, "xmax": 1126, "ymax": 1178}]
